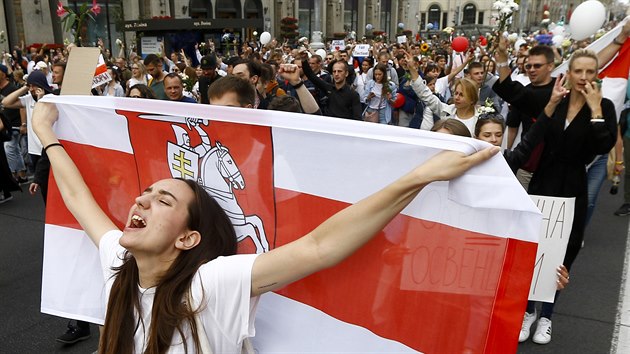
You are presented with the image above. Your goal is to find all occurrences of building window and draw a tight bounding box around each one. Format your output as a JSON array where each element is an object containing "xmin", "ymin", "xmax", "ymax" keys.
[
  {"xmin": 244, "ymin": 0, "xmax": 262, "ymax": 19},
  {"xmin": 216, "ymin": 0, "xmax": 241, "ymax": 19},
  {"xmin": 68, "ymin": 0, "xmax": 123, "ymax": 54},
  {"xmin": 462, "ymin": 3, "xmax": 476, "ymax": 25},
  {"xmin": 189, "ymin": 0, "xmax": 213, "ymax": 18},
  {"xmin": 477, "ymin": 11, "xmax": 484, "ymax": 24},
  {"xmin": 344, "ymin": 0, "xmax": 358, "ymax": 33},
  {"xmin": 427, "ymin": 4, "xmax": 441, "ymax": 29},
  {"xmin": 298, "ymin": 0, "xmax": 315, "ymax": 38},
  {"xmin": 380, "ymin": 0, "xmax": 392, "ymax": 32}
]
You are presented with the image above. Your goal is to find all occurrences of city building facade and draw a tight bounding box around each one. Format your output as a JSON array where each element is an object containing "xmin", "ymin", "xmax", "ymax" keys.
[{"xmin": 0, "ymin": 0, "xmax": 598, "ymax": 57}]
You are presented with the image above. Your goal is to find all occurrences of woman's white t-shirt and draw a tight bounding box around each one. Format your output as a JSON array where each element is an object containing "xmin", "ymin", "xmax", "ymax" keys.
[{"xmin": 99, "ymin": 230, "xmax": 260, "ymax": 354}]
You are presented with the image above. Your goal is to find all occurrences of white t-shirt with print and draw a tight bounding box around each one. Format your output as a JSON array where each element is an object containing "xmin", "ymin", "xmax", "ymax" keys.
[{"xmin": 99, "ymin": 230, "xmax": 260, "ymax": 354}]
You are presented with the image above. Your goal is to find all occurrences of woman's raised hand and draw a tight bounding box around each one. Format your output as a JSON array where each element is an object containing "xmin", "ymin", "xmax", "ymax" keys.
[
  {"xmin": 550, "ymin": 73, "xmax": 569, "ymax": 105},
  {"xmin": 405, "ymin": 52, "xmax": 419, "ymax": 80},
  {"xmin": 412, "ymin": 147, "xmax": 500, "ymax": 185},
  {"xmin": 581, "ymin": 80, "xmax": 603, "ymax": 113}
]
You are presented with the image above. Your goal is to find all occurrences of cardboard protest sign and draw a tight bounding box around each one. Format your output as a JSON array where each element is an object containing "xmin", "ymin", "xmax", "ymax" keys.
[
  {"xmin": 528, "ymin": 195, "xmax": 574, "ymax": 302},
  {"xmin": 60, "ymin": 47, "xmax": 101, "ymax": 96}
]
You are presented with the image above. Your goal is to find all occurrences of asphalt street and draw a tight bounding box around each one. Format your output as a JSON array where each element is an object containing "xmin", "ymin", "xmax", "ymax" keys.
[{"xmin": 0, "ymin": 178, "xmax": 628, "ymax": 353}]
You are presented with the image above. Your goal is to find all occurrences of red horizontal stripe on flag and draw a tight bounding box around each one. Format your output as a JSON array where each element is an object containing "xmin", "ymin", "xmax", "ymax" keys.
[
  {"xmin": 274, "ymin": 188, "xmax": 536, "ymax": 353},
  {"xmin": 46, "ymin": 140, "xmax": 140, "ymax": 230},
  {"xmin": 599, "ymin": 39, "xmax": 630, "ymax": 79}
]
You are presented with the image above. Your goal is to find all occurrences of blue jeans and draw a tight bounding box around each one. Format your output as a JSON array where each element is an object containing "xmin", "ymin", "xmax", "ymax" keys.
[
  {"xmin": 3, "ymin": 130, "xmax": 26, "ymax": 173},
  {"xmin": 585, "ymin": 154, "xmax": 608, "ymax": 227}
]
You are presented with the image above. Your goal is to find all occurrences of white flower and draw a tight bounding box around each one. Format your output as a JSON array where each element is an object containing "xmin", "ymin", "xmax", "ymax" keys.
[
  {"xmin": 179, "ymin": 73, "xmax": 189, "ymax": 80},
  {"xmin": 493, "ymin": 1, "xmax": 506, "ymax": 10},
  {"xmin": 222, "ymin": 33, "xmax": 230, "ymax": 41},
  {"xmin": 500, "ymin": 6, "xmax": 513, "ymax": 15},
  {"xmin": 477, "ymin": 106, "xmax": 496, "ymax": 115},
  {"xmin": 507, "ymin": 1, "xmax": 518, "ymax": 10},
  {"xmin": 115, "ymin": 38, "xmax": 122, "ymax": 46}
]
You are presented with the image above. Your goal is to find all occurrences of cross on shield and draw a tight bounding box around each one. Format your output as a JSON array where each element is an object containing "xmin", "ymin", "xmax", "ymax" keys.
[{"xmin": 167, "ymin": 141, "xmax": 199, "ymax": 181}]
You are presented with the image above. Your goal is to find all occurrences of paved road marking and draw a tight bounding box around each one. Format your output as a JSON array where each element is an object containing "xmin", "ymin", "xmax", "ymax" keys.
[{"xmin": 612, "ymin": 219, "xmax": 630, "ymax": 354}]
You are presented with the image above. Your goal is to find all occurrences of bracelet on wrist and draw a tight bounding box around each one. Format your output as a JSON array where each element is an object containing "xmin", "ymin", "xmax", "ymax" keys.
[
  {"xmin": 616, "ymin": 161, "xmax": 624, "ymax": 165},
  {"xmin": 43, "ymin": 142, "xmax": 64, "ymax": 153},
  {"xmin": 291, "ymin": 80, "xmax": 304, "ymax": 89}
]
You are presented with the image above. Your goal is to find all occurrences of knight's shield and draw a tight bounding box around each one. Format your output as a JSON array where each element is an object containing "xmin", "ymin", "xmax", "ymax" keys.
[{"xmin": 167, "ymin": 142, "xmax": 199, "ymax": 180}]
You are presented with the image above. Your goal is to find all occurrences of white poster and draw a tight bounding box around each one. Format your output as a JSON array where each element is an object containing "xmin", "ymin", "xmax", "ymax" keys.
[
  {"xmin": 397, "ymin": 35, "xmax": 407, "ymax": 44},
  {"xmin": 141, "ymin": 36, "xmax": 161, "ymax": 57},
  {"xmin": 331, "ymin": 40, "xmax": 345, "ymax": 51},
  {"xmin": 528, "ymin": 195, "xmax": 574, "ymax": 302},
  {"xmin": 352, "ymin": 44, "xmax": 370, "ymax": 57}
]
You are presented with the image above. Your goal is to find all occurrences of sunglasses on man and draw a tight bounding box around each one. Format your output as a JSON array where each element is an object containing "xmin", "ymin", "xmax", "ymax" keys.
[{"xmin": 525, "ymin": 63, "xmax": 549, "ymax": 70}]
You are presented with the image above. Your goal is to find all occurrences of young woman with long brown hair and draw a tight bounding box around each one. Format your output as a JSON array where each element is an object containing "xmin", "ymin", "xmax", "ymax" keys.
[{"xmin": 32, "ymin": 102, "xmax": 497, "ymax": 353}]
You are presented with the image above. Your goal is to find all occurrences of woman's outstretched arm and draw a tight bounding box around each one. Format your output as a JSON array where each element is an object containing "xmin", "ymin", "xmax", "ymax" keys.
[
  {"xmin": 32, "ymin": 102, "xmax": 118, "ymax": 247},
  {"xmin": 251, "ymin": 147, "xmax": 500, "ymax": 296}
]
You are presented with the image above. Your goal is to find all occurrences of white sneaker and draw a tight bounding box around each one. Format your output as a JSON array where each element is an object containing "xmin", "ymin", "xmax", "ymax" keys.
[
  {"xmin": 518, "ymin": 311, "xmax": 537, "ymax": 342},
  {"xmin": 532, "ymin": 317, "xmax": 552, "ymax": 344}
]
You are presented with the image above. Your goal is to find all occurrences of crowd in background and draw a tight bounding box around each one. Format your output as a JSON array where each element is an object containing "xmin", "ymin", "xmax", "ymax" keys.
[{"xmin": 0, "ymin": 18, "xmax": 629, "ymax": 347}]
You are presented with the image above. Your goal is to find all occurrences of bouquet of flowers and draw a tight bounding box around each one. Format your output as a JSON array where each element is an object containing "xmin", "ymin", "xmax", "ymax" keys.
[
  {"xmin": 492, "ymin": 0, "xmax": 519, "ymax": 35},
  {"xmin": 179, "ymin": 72, "xmax": 195, "ymax": 93},
  {"xmin": 477, "ymin": 98, "xmax": 497, "ymax": 116}
]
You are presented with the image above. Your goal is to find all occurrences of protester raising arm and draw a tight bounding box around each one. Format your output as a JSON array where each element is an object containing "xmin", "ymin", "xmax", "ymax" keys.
[
  {"xmin": 503, "ymin": 74, "xmax": 569, "ymax": 172},
  {"xmin": 251, "ymin": 146, "xmax": 500, "ymax": 296},
  {"xmin": 301, "ymin": 58, "xmax": 334, "ymax": 94},
  {"xmin": 597, "ymin": 20, "xmax": 630, "ymax": 68},
  {"xmin": 278, "ymin": 63, "xmax": 321, "ymax": 114},
  {"xmin": 494, "ymin": 35, "xmax": 513, "ymax": 84},
  {"xmin": 32, "ymin": 103, "xmax": 117, "ymax": 246}
]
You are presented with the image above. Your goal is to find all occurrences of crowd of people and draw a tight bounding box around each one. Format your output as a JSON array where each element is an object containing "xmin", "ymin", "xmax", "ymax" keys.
[{"xmin": 0, "ymin": 18, "xmax": 629, "ymax": 351}]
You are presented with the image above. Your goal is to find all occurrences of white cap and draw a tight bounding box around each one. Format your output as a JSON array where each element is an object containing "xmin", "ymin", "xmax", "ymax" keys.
[{"xmin": 35, "ymin": 61, "xmax": 48, "ymax": 70}]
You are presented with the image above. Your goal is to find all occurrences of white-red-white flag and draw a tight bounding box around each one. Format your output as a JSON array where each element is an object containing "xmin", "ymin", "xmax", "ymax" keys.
[{"xmin": 39, "ymin": 95, "xmax": 541, "ymax": 353}]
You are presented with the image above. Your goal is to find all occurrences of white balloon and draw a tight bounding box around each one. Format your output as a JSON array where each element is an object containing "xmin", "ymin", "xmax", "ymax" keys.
[
  {"xmin": 552, "ymin": 34, "xmax": 564, "ymax": 47},
  {"xmin": 315, "ymin": 49, "xmax": 327, "ymax": 58},
  {"xmin": 552, "ymin": 26, "xmax": 565, "ymax": 36},
  {"xmin": 569, "ymin": 0, "xmax": 606, "ymax": 40},
  {"xmin": 514, "ymin": 38, "xmax": 526, "ymax": 51},
  {"xmin": 260, "ymin": 31, "xmax": 272, "ymax": 45}
]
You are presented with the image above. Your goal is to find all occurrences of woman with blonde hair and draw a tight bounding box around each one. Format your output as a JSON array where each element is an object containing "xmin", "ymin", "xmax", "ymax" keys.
[
  {"xmin": 127, "ymin": 61, "xmax": 149, "ymax": 89},
  {"xmin": 406, "ymin": 53, "xmax": 480, "ymax": 135}
]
